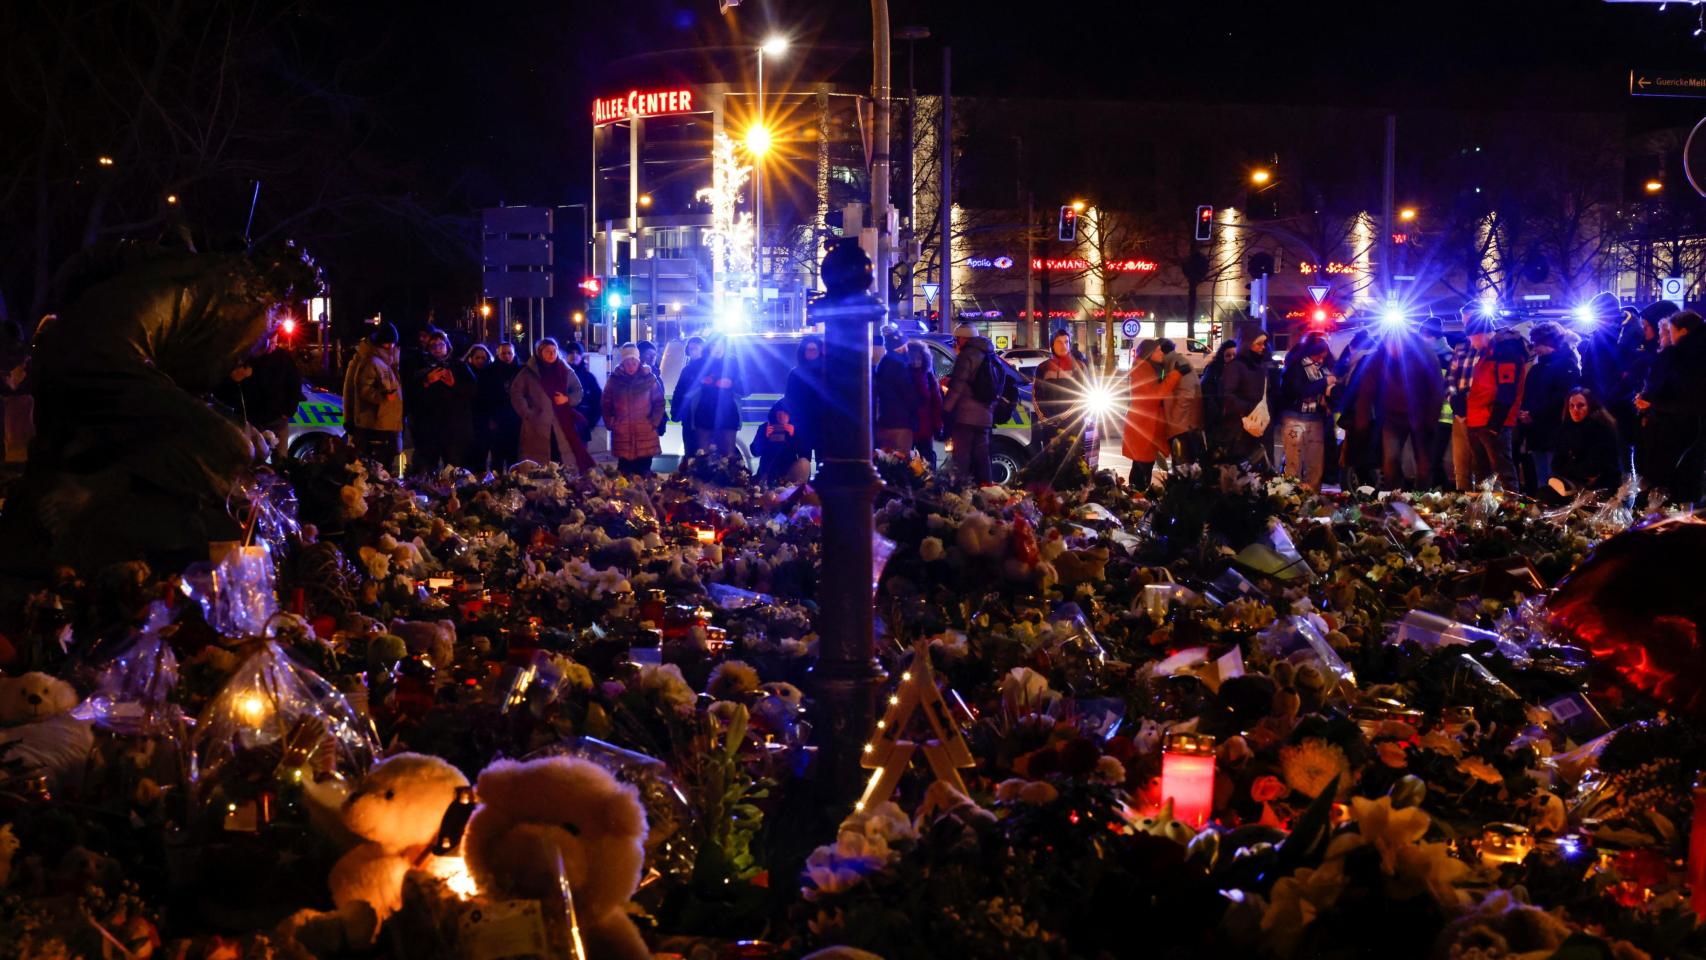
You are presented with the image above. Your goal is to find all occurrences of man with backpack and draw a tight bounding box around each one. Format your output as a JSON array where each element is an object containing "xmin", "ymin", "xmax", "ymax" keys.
[{"xmin": 943, "ymin": 321, "xmax": 1001, "ymax": 484}]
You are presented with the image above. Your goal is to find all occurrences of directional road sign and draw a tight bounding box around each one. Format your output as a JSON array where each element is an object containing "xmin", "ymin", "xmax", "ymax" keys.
[{"xmin": 1630, "ymin": 70, "xmax": 1706, "ymax": 98}]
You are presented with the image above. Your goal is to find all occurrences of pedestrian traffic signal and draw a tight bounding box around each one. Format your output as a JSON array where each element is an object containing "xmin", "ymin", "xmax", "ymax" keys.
[
  {"xmin": 578, "ymin": 277, "xmax": 602, "ymax": 296},
  {"xmin": 1058, "ymin": 206, "xmax": 1077, "ymax": 243},
  {"xmin": 604, "ymin": 276, "xmax": 628, "ymax": 310},
  {"xmin": 1195, "ymin": 205, "xmax": 1214, "ymax": 242}
]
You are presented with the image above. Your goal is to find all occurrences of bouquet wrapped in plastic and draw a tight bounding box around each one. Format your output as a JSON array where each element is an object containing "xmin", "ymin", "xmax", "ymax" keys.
[{"xmin": 182, "ymin": 544, "xmax": 279, "ymax": 638}]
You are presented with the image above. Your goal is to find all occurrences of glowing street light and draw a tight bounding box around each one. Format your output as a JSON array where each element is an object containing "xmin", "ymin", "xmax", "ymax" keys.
[
  {"xmin": 745, "ymin": 124, "xmax": 773, "ymax": 156},
  {"xmin": 1251, "ymin": 169, "xmax": 1272, "ymax": 186},
  {"xmin": 1398, "ymin": 207, "xmax": 1418, "ymax": 222},
  {"xmin": 1645, "ymin": 180, "xmax": 1665, "ymax": 194},
  {"xmin": 1070, "ymin": 199, "xmax": 1086, "ymax": 213},
  {"xmin": 571, "ymin": 311, "xmax": 585, "ymax": 324},
  {"xmin": 479, "ymin": 302, "xmax": 492, "ymax": 319},
  {"xmin": 97, "ymin": 156, "xmax": 115, "ymax": 167},
  {"xmin": 761, "ymin": 35, "xmax": 790, "ymax": 56},
  {"xmin": 638, "ymin": 193, "xmax": 654, "ymax": 207},
  {"xmin": 165, "ymin": 194, "xmax": 179, "ymax": 205}
]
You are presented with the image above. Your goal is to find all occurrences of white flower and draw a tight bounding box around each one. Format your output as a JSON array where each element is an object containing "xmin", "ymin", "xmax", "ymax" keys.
[
  {"xmin": 919, "ymin": 537, "xmax": 946, "ymax": 562},
  {"xmin": 1000, "ymin": 667, "xmax": 1051, "ymax": 716},
  {"xmin": 357, "ymin": 546, "xmax": 390, "ymax": 580},
  {"xmin": 639, "ymin": 663, "xmax": 696, "ymax": 712}
]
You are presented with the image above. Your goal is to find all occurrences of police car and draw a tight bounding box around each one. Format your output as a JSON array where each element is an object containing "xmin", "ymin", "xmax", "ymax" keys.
[
  {"xmin": 659, "ymin": 331, "xmax": 1040, "ymax": 485},
  {"xmin": 284, "ymin": 382, "xmax": 345, "ymax": 458}
]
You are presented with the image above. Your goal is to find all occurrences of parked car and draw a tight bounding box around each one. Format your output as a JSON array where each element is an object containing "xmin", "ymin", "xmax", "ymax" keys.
[
  {"xmin": 284, "ymin": 381, "xmax": 345, "ymax": 458},
  {"xmin": 1001, "ymin": 348, "xmax": 1050, "ymax": 381}
]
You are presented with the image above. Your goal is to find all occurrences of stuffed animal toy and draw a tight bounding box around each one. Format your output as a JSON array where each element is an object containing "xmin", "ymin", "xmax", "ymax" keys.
[
  {"xmin": 328, "ymin": 752, "xmax": 469, "ymax": 924},
  {"xmin": 387, "ymin": 618, "xmax": 456, "ymax": 668},
  {"xmin": 463, "ymin": 756, "xmax": 650, "ymax": 960},
  {"xmin": 0, "ymin": 672, "xmax": 92, "ymax": 794}
]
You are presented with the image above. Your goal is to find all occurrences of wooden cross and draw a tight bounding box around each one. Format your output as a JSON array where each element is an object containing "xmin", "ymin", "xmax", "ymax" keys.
[{"xmin": 855, "ymin": 640, "xmax": 976, "ymax": 812}]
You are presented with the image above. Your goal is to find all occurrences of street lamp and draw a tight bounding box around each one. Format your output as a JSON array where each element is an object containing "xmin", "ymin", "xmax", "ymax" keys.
[
  {"xmin": 638, "ymin": 193, "xmax": 654, "ymax": 207},
  {"xmin": 754, "ymin": 34, "xmax": 789, "ymax": 309},
  {"xmin": 1646, "ymin": 179, "xmax": 1665, "ymax": 194},
  {"xmin": 1070, "ymin": 199, "xmax": 1086, "ymax": 213},
  {"xmin": 1251, "ymin": 168, "xmax": 1272, "ymax": 186},
  {"xmin": 1399, "ymin": 207, "xmax": 1418, "ymax": 222}
]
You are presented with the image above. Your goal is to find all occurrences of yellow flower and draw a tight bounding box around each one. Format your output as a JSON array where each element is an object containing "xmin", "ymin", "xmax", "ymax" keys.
[
  {"xmin": 1350, "ymin": 796, "xmax": 1430, "ymax": 877},
  {"xmin": 1260, "ymin": 857, "xmax": 1348, "ymax": 958},
  {"xmin": 1279, "ymin": 738, "xmax": 1350, "ymax": 799},
  {"xmin": 1458, "ymin": 756, "xmax": 1504, "ymax": 785}
]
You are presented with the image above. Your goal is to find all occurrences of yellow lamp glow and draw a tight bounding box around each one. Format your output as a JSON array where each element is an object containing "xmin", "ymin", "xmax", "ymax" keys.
[
  {"xmin": 1646, "ymin": 180, "xmax": 1665, "ymax": 194},
  {"xmin": 1398, "ymin": 207, "xmax": 1418, "ymax": 221},
  {"xmin": 1070, "ymin": 199, "xmax": 1086, "ymax": 213},
  {"xmin": 236, "ymin": 692, "xmax": 269, "ymax": 726},
  {"xmin": 761, "ymin": 36, "xmax": 789, "ymax": 56},
  {"xmin": 745, "ymin": 124, "xmax": 773, "ymax": 156},
  {"xmin": 1251, "ymin": 169, "xmax": 1272, "ymax": 185}
]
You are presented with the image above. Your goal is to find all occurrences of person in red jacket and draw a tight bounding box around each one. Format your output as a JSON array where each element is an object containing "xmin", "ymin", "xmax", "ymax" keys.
[{"xmin": 1462, "ymin": 315, "xmax": 1529, "ymax": 490}]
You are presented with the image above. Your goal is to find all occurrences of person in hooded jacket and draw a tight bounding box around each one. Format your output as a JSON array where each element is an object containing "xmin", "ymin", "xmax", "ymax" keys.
[
  {"xmin": 906, "ymin": 340, "xmax": 944, "ymax": 469},
  {"xmin": 1160, "ymin": 340, "xmax": 1204, "ymax": 464},
  {"xmin": 1370, "ymin": 331, "xmax": 1446, "ymax": 490},
  {"xmin": 342, "ymin": 323, "xmax": 405, "ymax": 473},
  {"xmin": 1277, "ymin": 334, "xmax": 1335, "ymax": 488},
  {"xmin": 874, "ymin": 329, "xmax": 921, "ymax": 453},
  {"xmin": 510, "ymin": 337, "xmax": 593, "ymax": 472},
  {"xmin": 1636, "ymin": 310, "xmax": 1706, "ymax": 502},
  {"xmin": 1199, "ymin": 340, "xmax": 1238, "ymax": 438},
  {"xmin": 563, "ymin": 341, "xmax": 602, "ymax": 445},
  {"xmin": 479, "ymin": 342, "xmax": 523, "ymax": 468},
  {"xmin": 1462, "ymin": 315, "xmax": 1529, "ymax": 490},
  {"xmin": 943, "ymin": 322, "xmax": 997, "ymax": 484},
  {"xmin": 407, "ymin": 328, "xmax": 476, "ymax": 472},
  {"xmin": 1518, "ymin": 321, "xmax": 1582, "ymax": 491},
  {"xmin": 688, "ymin": 335, "xmax": 747, "ymax": 458},
  {"xmin": 1030, "ymin": 328, "xmax": 1087, "ymax": 455},
  {"xmin": 1216, "ymin": 331, "xmax": 1272, "ymax": 464},
  {"xmin": 1122, "ymin": 338, "xmax": 1182, "ymax": 488},
  {"xmin": 782, "ymin": 335, "xmax": 827, "ymax": 466},
  {"xmin": 671, "ymin": 336, "xmax": 707, "ymax": 426},
  {"xmin": 601, "ymin": 342, "xmax": 664, "ymax": 475}
]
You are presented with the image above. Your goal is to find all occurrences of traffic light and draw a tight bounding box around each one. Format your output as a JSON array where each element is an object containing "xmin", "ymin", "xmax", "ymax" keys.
[
  {"xmin": 1195, "ymin": 205, "xmax": 1214, "ymax": 242},
  {"xmin": 1058, "ymin": 205, "xmax": 1077, "ymax": 242},
  {"xmin": 577, "ymin": 277, "xmax": 602, "ymax": 296},
  {"xmin": 1248, "ymin": 252, "xmax": 1275, "ymax": 277},
  {"xmin": 604, "ymin": 276, "xmax": 627, "ymax": 309}
]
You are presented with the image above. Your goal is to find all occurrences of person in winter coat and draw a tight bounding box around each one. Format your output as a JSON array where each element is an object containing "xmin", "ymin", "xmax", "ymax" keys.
[
  {"xmin": 1636, "ymin": 310, "xmax": 1706, "ymax": 502},
  {"xmin": 1199, "ymin": 340, "xmax": 1239, "ymax": 436},
  {"xmin": 942, "ymin": 322, "xmax": 998, "ymax": 484},
  {"xmin": 1277, "ymin": 334, "xmax": 1335, "ymax": 488},
  {"xmin": 1462, "ymin": 316, "xmax": 1529, "ymax": 490},
  {"xmin": 1519, "ymin": 321, "xmax": 1582, "ymax": 491},
  {"xmin": 341, "ymin": 323, "xmax": 404, "ymax": 472},
  {"xmin": 478, "ymin": 342, "xmax": 523, "ymax": 468},
  {"xmin": 600, "ymin": 343, "xmax": 665, "ymax": 476},
  {"xmin": 1030, "ymin": 329, "xmax": 1087, "ymax": 454},
  {"xmin": 510, "ymin": 338, "xmax": 593, "ymax": 472},
  {"xmin": 1332, "ymin": 330, "xmax": 1380, "ymax": 490},
  {"xmin": 562, "ymin": 341, "xmax": 601, "ymax": 445},
  {"xmin": 671, "ymin": 336, "xmax": 707, "ymax": 425},
  {"xmin": 637, "ymin": 340, "xmax": 667, "ymax": 437},
  {"xmin": 1122, "ymin": 338, "xmax": 1182, "ymax": 489},
  {"xmin": 1215, "ymin": 332, "xmax": 1272, "ymax": 464},
  {"xmin": 688, "ymin": 335, "xmax": 747, "ymax": 458},
  {"xmin": 1550, "ymin": 388, "xmax": 1624, "ymax": 498},
  {"xmin": 1160, "ymin": 341, "xmax": 1204, "ymax": 464},
  {"xmin": 906, "ymin": 340, "xmax": 944, "ymax": 469},
  {"xmin": 783, "ymin": 335, "xmax": 827, "ymax": 466},
  {"xmin": 463, "ymin": 344, "xmax": 498, "ymax": 468},
  {"xmin": 216, "ymin": 328, "xmax": 304, "ymax": 445},
  {"xmin": 751, "ymin": 403, "xmax": 808, "ymax": 484},
  {"xmin": 1370, "ymin": 332, "xmax": 1446, "ymax": 490},
  {"xmin": 407, "ymin": 329, "xmax": 476, "ymax": 472},
  {"xmin": 874, "ymin": 330, "xmax": 921, "ymax": 453}
]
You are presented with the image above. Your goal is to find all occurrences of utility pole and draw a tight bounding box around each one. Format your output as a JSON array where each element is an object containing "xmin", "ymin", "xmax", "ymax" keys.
[
  {"xmin": 870, "ymin": 0, "xmax": 892, "ymax": 321},
  {"xmin": 938, "ymin": 46, "xmax": 953, "ymax": 333},
  {"xmin": 1381, "ymin": 113, "xmax": 1396, "ymax": 296},
  {"xmin": 897, "ymin": 26, "xmax": 929, "ymax": 326}
]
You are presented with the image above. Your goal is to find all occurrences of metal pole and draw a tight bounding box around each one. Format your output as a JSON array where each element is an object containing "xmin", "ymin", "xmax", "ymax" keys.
[
  {"xmin": 809, "ymin": 243, "xmax": 885, "ymax": 810},
  {"xmin": 1025, "ymin": 191, "xmax": 1035, "ymax": 347},
  {"xmin": 756, "ymin": 48, "xmax": 766, "ymax": 303},
  {"xmin": 1381, "ymin": 113, "xmax": 1396, "ymax": 296},
  {"xmin": 870, "ymin": 0, "xmax": 891, "ymax": 321},
  {"xmin": 938, "ymin": 46, "xmax": 952, "ymax": 334}
]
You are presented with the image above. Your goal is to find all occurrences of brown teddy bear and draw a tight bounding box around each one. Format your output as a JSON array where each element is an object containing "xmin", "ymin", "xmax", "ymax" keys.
[
  {"xmin": 463, "ymin": 756, "xmax": 650, "ymax": 960},
  {"xmin": 328, "ymin": 752, "xmax": 469, "ymax": 924}
]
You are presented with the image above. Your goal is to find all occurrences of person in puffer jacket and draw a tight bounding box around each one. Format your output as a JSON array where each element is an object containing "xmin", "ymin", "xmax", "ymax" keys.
[
  {"xmin": 600, "ymin": 343, "xmax": 664, "ymax": 476},
  {"xmin": 1463, "ymin": 315, "xmax": 1529, "ymax": 490}
]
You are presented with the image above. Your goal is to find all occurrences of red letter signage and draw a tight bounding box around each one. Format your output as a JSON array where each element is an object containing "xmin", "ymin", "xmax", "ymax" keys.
[{"xmin": 594, "ymin": 88, "xmax": 696, "ymax": 125}]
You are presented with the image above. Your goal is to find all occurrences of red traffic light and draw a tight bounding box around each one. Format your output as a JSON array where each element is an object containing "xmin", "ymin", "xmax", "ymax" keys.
[
  {"xmin": 578, "ymin": 277, "xmax": 602, "ymax": 295},
  {"xmin": 280, "ymin": 317, "xmax": 298, "ymax": 336},
  {"xmin": 1311, "ymin": 308, "xmax": 1329, "ymax": 324}
]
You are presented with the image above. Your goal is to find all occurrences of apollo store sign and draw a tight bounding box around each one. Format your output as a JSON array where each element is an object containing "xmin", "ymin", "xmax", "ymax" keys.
[
  {"xmin": 964, "ymin": 255, "xmax": 1159, "ymax": 273},
  {"xmin": 593, "ymin": 87, "xmax": 697, "ymax": 125}
]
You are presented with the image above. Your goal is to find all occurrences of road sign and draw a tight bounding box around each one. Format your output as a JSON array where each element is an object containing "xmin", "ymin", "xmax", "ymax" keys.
[
  {"xmin": 1630, "ymin": 70, "xmax": 1706, "ymax": 98},
  {"xmin": 481, "ymin": 206, "xmax": 552, "ymax": 235},
  {"xmin": 1120, "ymin": 318, "xmax": 1140, "ymax": 338},
  {"xmin": 482, "ymin": 238, "xmax": 552, "ymax": 268},
  {"xmin": 482, "ymin": 272, "xmax": 553, "ymax": 299},
  {"xmin": 921, "ymin": 283, "xmax": 940, "ymax": 305},
  {"xmin": 1307, "ymin": 284, "xmax": 1330, "ymax": 304},
  {"xmin": 1662, "ymin": 276, "xmax": 1687, "ymax": 304}
]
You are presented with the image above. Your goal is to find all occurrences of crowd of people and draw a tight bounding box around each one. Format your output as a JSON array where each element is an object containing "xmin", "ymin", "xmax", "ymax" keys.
[{"xmin": 1111, "ymin": 296, "xmax": 1706, "ymax": 504}]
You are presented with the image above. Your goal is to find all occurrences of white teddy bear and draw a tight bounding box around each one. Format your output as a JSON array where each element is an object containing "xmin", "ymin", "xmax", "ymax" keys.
[{"xmin": 0, "ymin": 672, "xmax": 93, "ymax": 795}]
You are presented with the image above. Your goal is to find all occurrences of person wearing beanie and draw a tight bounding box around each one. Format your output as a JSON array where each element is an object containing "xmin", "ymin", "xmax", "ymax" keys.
[
  {"xmin": 874, "ymin": 329, "xmax": 921, "ymax": 454},
  {"xmin": 406, "ymin": 327, "xmax": 476, "ymax": 473},
  {"xmin": 561, "ymin": 340, "xmax": 602, "ymax": 444},
  {"xmin": 942, "ymin": 321, "xmax": 998, "ymax": 483},
  {"xmin": 1276, "ymin": 333, "xmax": 1336, "ymax": 488},
  {"xmin": 783, "ymin": 335, "xmax": 827, "ymax": 465},
  {"xmin": 1462, "ymin": 315, "xmax": 1529, "ymax": 490},
  {"xmin": 601, "ymin": 342, "xmax": 664, "ymax": 475},
  {"xmin": 1519, "ymin": 320, "xmax": 1581, "ymax": 490},
  {"xmin": 686, "ymin": 335, "xmax": 747, "ymax": 458},
  {"xmin": 341, "ymin": 322, "xmax": 405, "ymax": 471},
  {"xmin": 1031, "ymin": 328, "xmax": 1086, "ymax": 455},
  {"xmin": 1214, "ymin": 330, "xmax": 1272, "ymax": 464},
  {"xmin": 1123, "ymin": 337, "xmax": 1182, "ymax": 488}
]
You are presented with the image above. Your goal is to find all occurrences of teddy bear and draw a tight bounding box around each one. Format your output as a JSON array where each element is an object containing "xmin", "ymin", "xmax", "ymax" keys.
[
  {"xmin": 463, "ymin": 756, "xmax": 651, "ymax": 960},
  {"xmin": 0, "ymin": 671, "xmax": 93, "ymax": 795},
  {"xmin": 387, "ymin": 618, "xmax": 457, "ymax": 669},
  {"xmin": 328, "ymin": 752, "xmax": 469, "ymax": 925}
]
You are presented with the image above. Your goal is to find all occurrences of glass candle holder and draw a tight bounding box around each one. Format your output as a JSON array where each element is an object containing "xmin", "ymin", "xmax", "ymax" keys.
[{"xmin": 1161, "ymin": 732, "xmax": 1216, "ymax": 829}]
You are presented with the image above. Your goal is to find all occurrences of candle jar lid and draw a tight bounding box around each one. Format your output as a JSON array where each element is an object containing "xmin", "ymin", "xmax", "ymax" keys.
[{"xmin": 1165, "ymin": 731, "xmax": 1215, "ymax": 755}]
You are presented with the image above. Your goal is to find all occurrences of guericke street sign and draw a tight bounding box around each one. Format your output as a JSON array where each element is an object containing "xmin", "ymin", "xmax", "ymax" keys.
[{"xmin": 1630, "ymin": 70, "xmax": 1706, "ymax": 98}]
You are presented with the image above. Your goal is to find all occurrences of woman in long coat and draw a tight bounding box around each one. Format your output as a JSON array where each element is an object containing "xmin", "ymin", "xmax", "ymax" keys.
[
  {"xmin": 1122, "ymin": 338, "xmax": 1181, "ymax": 489},
  {"xmin": 510, "ymin": 338, "xmax": 592, "ymax": 471}
]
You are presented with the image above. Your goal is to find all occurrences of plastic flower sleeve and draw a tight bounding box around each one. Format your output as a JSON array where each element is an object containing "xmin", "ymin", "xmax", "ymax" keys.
[
  {"xmin": 193, "ymin": 640, "xmax": 378, "ymax": 805},
  {"xmin": 73, "ymin": 601, "xmax": 183, "ymax": 735},
  {"xmin": 1256, "ymin": 615, "xmax": 1355, "ymax": 693},
  {"xmin": 230, "ymin": 471, "xmax": 300, "ymax": 556},
  {"xmin": 181, "ymin": 545, "xmax": 280, "ymax": 637},
  {"xmin": 1387, "ymin": 609, "xmax": 1531, "ymax": 664},
  {"xmin": 524, "ymin": 736, "xmax": 695, "ymax": 889}
]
